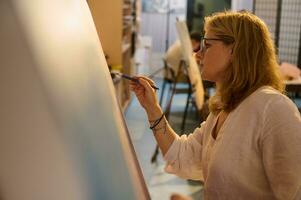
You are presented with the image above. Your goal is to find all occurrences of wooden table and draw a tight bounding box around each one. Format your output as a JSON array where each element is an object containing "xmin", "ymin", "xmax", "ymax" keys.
[
  {"xmin": 285, "ymin": 77, "xmax": 301, "ymax": 111},
  {"xmin": 285, "ymin": 77, "xmax": 301, "ymax": 93}
]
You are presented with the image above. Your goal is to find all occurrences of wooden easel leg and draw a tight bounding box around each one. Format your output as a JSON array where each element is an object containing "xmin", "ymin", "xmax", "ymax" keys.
[
  {"xmin": 150, "ymin": 60, "xmax": 185, "ymax": 163},
  {"xmin": 159, "ymin": 79, "xmax": 167, "ymax": 106},
  {"xmin": 181, "ymin": 88, "xmax": 192, "ymax": 133}
]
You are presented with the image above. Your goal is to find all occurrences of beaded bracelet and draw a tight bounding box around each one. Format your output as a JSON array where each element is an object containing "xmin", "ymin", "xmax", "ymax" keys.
[{"xmin": 149, "ymin": 113, "xmax": 165, "ymax": 130}]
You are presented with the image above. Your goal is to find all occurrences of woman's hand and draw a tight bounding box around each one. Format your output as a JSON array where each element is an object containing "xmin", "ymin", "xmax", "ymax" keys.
[{"xmin": 129, "ymin": 76, "xmax": 162, "ymax": 119}]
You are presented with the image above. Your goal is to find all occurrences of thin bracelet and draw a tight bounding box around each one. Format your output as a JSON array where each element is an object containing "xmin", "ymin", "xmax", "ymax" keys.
[
  {"xmin": 149, "ymin": 113, "xmax": 164, "ymax": 129},
  {"xmin": 153, "ymin": 120, "xmax": 167, "ymax": 134},
  {"xmin": 149, "ymin": 113, "xmax": 165, "ymax": 129},
  {"xmin": 149, "ymin": 113, "xmax": 164, "ymax": 125}
]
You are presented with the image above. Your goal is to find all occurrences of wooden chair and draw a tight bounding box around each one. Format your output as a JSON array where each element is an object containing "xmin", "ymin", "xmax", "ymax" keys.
[{"xmin": 151, "ymin": 59, "xmax": 208, "ymax": 163}]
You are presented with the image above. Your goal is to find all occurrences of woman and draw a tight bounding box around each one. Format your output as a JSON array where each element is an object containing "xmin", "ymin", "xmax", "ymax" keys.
[{"xmin": 130, "ymin": 11, "xmax": 301, "ymax": 200}]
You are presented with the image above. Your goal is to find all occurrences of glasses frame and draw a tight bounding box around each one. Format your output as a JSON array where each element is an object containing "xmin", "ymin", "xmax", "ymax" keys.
[{"xmin": 200, "ymin": 37, "xmax": 227, "ymax": 53}]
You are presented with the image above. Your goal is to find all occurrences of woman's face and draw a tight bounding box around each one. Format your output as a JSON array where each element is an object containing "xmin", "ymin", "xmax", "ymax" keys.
[{"xmin": 195, "ymin": 30, "xmax": 233, "ymax": 83}]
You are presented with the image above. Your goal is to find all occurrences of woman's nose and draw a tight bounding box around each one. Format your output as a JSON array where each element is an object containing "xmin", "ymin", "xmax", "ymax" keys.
[{"xmin": 195, "ymin": 49, "xmax": 204, "ymax": 62}]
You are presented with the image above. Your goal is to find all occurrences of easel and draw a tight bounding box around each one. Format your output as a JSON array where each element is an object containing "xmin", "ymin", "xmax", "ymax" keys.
[
  {"xmin": 151, "ymin": 58, "xmax": 194, "ymax": 163},
  {"xmin": 150, "ymin": 20, "xmax": 207, "ymax": 163}
]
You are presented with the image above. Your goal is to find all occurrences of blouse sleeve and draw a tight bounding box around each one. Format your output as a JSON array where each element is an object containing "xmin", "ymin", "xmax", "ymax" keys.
[
  {"xmin": 163, "ymin": 122, "xmax": 205, "ymax": 180},
  {"xmin": 261, "ymin": 96, "xmax": 301, "ymax": 200}
]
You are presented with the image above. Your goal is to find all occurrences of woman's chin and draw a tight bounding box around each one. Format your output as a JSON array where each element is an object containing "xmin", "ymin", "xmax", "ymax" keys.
[{"xmin": 201, "ymin": 72, "xmax": 215, "ymax": 82}]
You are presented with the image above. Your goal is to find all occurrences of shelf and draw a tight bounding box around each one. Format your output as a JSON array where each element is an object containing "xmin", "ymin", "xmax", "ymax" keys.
[
  {"xmin": 88, "ymin": 0, "xmax": 137, "ymax": 112},
  {"xmin": 123, "ymin": 4, "xmax": 131, "ymax": 9},
  {"xmin": 123, "ymin": 21, "xmax": 132, "ymax": 30},
  {"xmin": 123, "ymin": 15, "xmax": 133, "ymax": 21},
  {"xmin": 122, "ymin": 43, "xmax": 131, "ymax": 53},
  {"xmin": 124, "ymin": 0, "xmax": 133, "ymax": 4}
]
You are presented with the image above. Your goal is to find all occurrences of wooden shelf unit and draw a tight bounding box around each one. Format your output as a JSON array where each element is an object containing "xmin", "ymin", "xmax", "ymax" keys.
[{"xmin": 87, "ymin": 0, "xmax": 137, "ymax": 111}]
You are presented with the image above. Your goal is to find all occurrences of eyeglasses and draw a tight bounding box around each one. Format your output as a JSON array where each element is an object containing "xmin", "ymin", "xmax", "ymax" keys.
[{"xmin": 200, "ymin": 37, "xmax": 227, "ymax": 53}]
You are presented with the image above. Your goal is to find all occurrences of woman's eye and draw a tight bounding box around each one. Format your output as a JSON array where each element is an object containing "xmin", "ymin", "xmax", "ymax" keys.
[{"xmin": 205, "ymin": 43, "xmax": 211, "ymax": 49}]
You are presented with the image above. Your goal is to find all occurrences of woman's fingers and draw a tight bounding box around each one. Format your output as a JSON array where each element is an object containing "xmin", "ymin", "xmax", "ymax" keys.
[
  {"xmin": 130, "ymin": 75, "xmax": 157, "ymax": 95},
  {"xmin": 129, "ymin": 81, "xmax": 145, "ymax": 98},
  {"xmin": 138, "ymin": 76, "xmax": 156, "ymax": 85},
  {"xmin": 130, "ymin": 81, "xmax": 143, "ymax": 91},
  {"xmin": 129, "ymin": 83, "xmax": 138, "ymax": 90},
  {"xmin": 139, "ymin": 79, "xmax": 155, "ymax": 93}
]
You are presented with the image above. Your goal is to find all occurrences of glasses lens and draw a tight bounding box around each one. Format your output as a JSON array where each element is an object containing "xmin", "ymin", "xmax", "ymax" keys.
[{"xmin": 200, "ymin": 39, "xmax": 205, "ymax": 52}]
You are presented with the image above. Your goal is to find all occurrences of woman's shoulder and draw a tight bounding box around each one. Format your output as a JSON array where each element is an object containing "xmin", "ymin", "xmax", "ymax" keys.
[
  {"xmin": 234, "ymin": 86, "xmax": 298, "ymax": 119},
  {"xmin": 244, "ymin": 86, "xmax": 287, "ymax": 105},
  {"xmin": 237, "ymin": 86, "xmax": 300, "ymax": 139},
  {"xmin": 252, "ymin": 86, "xmax": 285, "ymax": 100},
  {"xmin": 246, "ymin": 86, "xmax": 299, "ymax": 115}
]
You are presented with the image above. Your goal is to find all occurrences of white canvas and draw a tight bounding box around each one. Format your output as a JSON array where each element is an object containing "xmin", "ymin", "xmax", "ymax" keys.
[
  {"xmin": 175, "ymin": 21, "xmax": 204, "ymax": 109},
  {"xmin": 0, "ymin": 0, "xmax": 149, "ymax": 199}
]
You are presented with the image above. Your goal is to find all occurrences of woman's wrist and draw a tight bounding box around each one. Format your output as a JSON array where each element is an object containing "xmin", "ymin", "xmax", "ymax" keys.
[{"xmin": 146, "ymin": 104, "xmax": 163, "ymax": 120}]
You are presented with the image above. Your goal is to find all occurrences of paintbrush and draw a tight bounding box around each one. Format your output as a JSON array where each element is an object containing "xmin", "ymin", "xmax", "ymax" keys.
[{"xmin": 111, "ymin": 72, "xmax": 159, "ymax": 90}]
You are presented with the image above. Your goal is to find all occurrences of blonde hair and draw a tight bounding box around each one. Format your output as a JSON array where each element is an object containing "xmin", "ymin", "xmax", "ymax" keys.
[{"xmin": 204, "ymin": 11, "xmax": 284, "ymax": 115}]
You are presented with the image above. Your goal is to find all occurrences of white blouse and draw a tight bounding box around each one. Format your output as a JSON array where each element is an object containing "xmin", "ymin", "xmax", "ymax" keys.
[{"xmin": 164, "ymin": 86, "xmax": 301, "ymax": 200}]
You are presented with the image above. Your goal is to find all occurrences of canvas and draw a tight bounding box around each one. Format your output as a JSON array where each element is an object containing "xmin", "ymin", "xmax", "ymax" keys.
[{"xmin": 0, "ymin": 1, "xmax": 150, "ymax": 199}]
